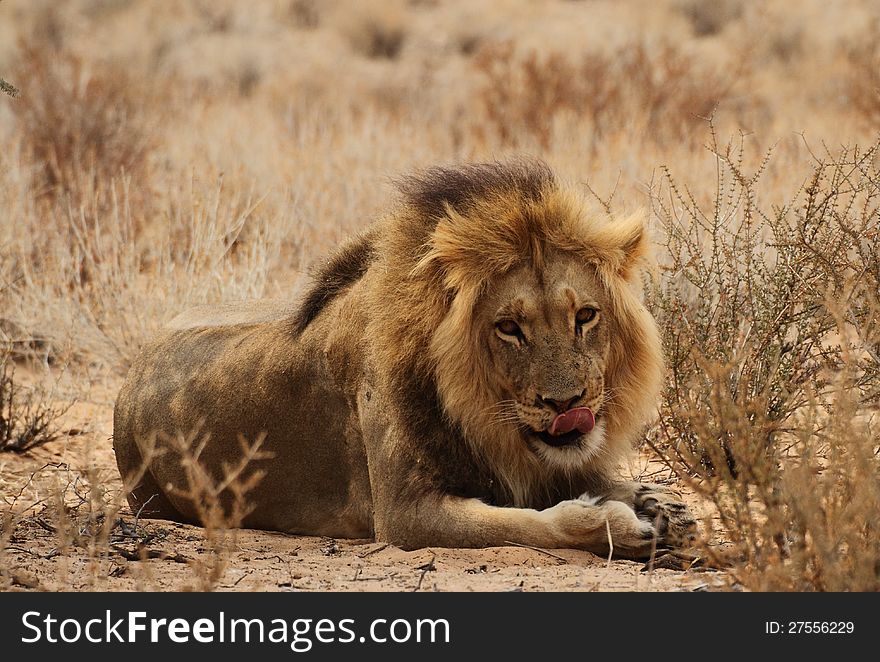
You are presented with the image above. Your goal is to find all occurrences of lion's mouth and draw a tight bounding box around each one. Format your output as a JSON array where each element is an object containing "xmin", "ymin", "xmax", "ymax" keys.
[
  {"xmin": 529, "ymin": 409, "xmax": 601, "ymax": 448},
  {"xmin": 533, "ymin": 428, "xmax": 584, "ymax": 447},
  {"xmin": 548, "ymin": 406, "xmax": 595, "ymax": 436}
]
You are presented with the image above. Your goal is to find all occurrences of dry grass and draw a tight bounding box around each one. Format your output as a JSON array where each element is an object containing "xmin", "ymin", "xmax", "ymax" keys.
[
  {"xmin": 10, "ymin": 43, "xmax": 155, "ymax": 213},
  {"xmin": 474, "ymin": 40, "xmax": 739, "ymax": 149},
  {"xmin": 0, "ymin": 430, "xmax": 267, "ymax": 591},
  {"xmin": 847, "ymin": 25, "xmax": 880, "ymax": 127},
  {"xmin": 1, "ymin": 0, "xmax": 879, "ymax": 592}
]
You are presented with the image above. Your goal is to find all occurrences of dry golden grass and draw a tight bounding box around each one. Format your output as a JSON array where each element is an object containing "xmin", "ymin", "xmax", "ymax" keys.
[
  {"xmin": 847, "ymin": 22, "xmax": 880, "ymax": 127},
  {"xmin": 1, "ymin": 0, "xmax": 879, "ymax": 592},
  {"xmin": 10, "ymin": 43, "xmax": 155, "ymax": 211},
  {"xmin": 474, "ymin": 40, "xmax": 740, "ymax": 149}
]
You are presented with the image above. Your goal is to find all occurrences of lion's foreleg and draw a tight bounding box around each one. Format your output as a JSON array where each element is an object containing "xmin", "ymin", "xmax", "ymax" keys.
[
  {"xmin": 365, "ymin": 418, "xmax": 663, "ymax": 558},
  {"xmin": 376, "ymin": 494, "xmax": 659, "ymax": 558}
]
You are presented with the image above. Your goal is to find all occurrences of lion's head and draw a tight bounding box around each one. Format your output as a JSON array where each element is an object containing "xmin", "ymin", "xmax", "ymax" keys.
[{"xmin": 371, "ymin": 160, "xmax": 664, "ymax": 506}]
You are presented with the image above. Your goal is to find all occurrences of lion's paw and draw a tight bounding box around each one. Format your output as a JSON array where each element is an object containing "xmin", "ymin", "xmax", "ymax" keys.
[
  {"xmin": 546, "ymin": 498, "xmax": 657, "ymax": 558},
  {"xmin": 597, "ymin": 499, "xmax": 659, "ymax": 557},
  {"xmin": 631, "ymin": 483, "xmax": 698, "ymax": 550}
]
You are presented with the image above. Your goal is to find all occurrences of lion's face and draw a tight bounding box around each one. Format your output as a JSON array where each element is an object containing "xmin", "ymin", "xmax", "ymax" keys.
[{"xmin": 475, "ymin": 250, "xmax": 612, "ymax": 461}]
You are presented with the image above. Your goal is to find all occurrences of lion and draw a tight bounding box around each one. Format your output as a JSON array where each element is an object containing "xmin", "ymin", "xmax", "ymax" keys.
[{"xmin": 112, "ymin": 160, "xmax": 697, "ymax": 558}]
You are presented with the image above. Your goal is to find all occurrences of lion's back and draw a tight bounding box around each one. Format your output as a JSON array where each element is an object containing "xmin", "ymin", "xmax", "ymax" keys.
[{"xmin": 164, "ymin": 297, "xmax": 300, "ymax": 332}]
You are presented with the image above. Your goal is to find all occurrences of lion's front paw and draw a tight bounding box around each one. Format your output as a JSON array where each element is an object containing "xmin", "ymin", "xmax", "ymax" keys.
[
  {"xmin": 597, "ymin": 500, "xmax": 660, "ymax": 557},
  {"xmin": 631, "ymin": 483, "xmax": 698, "ymax": 550},
  {"xmin": 546, "ymin": 498, "xmax": 657, "ymax": 558}
]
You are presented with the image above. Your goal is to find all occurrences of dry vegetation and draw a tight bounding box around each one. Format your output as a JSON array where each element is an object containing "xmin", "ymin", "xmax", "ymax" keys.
[
  {"xmin": 0, "ymin": 347, "xmax": 71, "ymax": 453},
  {"xmin": 646, "ymin": 133, "xmax": 880, "ymax": 590},
  {"xmin": 0, "ymin": 0, "xmax": 878, "ymax": 592},
  {"xmin": 474, "ymin": 40, "xmax": 739, "ymax": 149}
]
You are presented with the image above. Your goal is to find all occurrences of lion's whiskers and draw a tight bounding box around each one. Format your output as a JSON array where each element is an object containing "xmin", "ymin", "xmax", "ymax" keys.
[
  {"xmin": 482, "ymin": 399, "xmax": 525, "ymax": 429},
  {"xmin": 482, "ymin": 399, "xmax": 519, "ymax": 414}
]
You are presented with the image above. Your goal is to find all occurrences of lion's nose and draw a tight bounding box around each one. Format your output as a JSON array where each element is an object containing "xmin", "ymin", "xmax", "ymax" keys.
[{"xmin": 537, "ymin": 390, "xmax": 586, "ymax": 413}]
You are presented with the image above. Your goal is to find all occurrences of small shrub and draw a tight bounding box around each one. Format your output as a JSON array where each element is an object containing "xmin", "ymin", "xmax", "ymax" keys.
[
  {"xmin": 646, "ymin": 130, "xmax": 880, "ymax": 590},
  {"xmin": 0, "ymin": 348, "xmax": 71, "ymax": 453},
  {"xmin": 1, "ymin": 429, "xmax": 267, "ymax": 590},
  {"xmin": 847, "ymin": 29, "xmax": 880, "ymax": 126},
  {"xmin": 163, "ymin": 430, "xmax": 270, "ymax": 589},
  {"xmin": 678, "ymin": 0, "xmax": 743, "ymax": 37},
  {"xmin": 0, "ymin": 77, "xmax": 19, "ymax": 98},
  {"xmin": 339, "ymin": 3, "xmax": 407, "ymax": 60}
]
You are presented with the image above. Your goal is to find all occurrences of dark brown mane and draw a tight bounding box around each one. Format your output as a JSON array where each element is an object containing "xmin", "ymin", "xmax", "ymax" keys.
[
  {"xmin": 292, "ymin": 228, "xmax": 377, "ymax": 334},
  {"xmin": 395, "ymin": 159, "xmax": 554, "ymax": 220}
]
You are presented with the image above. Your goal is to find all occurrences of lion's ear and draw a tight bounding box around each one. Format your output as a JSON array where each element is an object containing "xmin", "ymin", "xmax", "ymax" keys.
[
  {"xmin": 600, "ymin": 211, "xmax": 650, "ymax": 281},
  {"xmin": 619, "ymin": 213, "xmax": 650, "ymax": 279}
]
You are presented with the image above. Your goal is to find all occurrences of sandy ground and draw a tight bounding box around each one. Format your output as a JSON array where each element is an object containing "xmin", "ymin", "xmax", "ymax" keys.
[{"xmin": 0, "ymin": 375, "xmax": 724, "ymax": 593}]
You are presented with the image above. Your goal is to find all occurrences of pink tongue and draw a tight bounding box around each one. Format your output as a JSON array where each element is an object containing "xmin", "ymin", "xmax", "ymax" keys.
[{"xmin": 548, "ymin": 407, "xmax": 595, "ymax": 436}]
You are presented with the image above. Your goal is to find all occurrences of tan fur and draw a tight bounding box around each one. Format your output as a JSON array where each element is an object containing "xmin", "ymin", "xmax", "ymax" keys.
[
  {"xmin": 165, "ymin": 298, "xmax": 298, "ymax": 330},
  {"xmin": 113, "ymin": 160, "xmax": 696, "ymax": 558}
]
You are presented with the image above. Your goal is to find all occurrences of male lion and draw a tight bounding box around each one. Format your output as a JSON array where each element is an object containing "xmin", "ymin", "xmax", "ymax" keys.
[{"xmin": 113, "ymin": 160, "xmax": 696, "ymax": 558}]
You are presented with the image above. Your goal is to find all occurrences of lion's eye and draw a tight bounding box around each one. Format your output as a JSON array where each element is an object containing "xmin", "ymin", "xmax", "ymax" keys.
[
  {"xmin": 495, "ymin": 319, "xmax": 523, "ymax": 338},
  {"xmin": 575, "ymin": 307, "xmax": 598, "ymax": 326}
]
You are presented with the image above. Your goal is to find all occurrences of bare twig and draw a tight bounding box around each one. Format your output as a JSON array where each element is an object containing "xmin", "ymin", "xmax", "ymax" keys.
[
  {"xmin": 358, "ymin": 542, "xmax": 389, "ymax": 558},
  {"xmin": 412, "ymin": 555, "xmax": 436, "ymax": 592},
  {"xmin": 503, "ymin": 540, "xmax": 568, "ymax": 563}
]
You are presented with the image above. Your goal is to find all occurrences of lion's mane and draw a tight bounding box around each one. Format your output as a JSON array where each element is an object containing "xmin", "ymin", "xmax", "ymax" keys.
[{"xmin": 357, "ymin": 160, "xmax": 664, "ymax": 507}]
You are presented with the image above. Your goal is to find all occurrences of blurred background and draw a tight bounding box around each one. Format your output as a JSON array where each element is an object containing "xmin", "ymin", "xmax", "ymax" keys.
[
  {"xmin": 0, "ymin": 0, "xmax": 878, "ymax": 399},
  {"xmin": 0, "ymin": 0, "xmax": 877, "ymax": 373}
]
